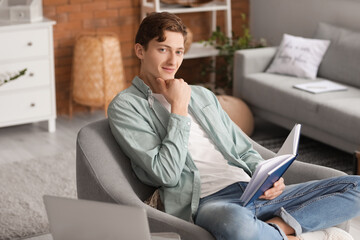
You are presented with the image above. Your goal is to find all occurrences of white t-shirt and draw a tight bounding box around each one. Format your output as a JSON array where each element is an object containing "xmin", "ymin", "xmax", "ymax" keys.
[{"xmin": 153, "ymin": 94, "xmax": 251, "ymax": 198}]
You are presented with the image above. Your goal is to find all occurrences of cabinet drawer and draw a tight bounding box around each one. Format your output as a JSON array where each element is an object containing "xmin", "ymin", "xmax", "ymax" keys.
[
  {"xmin": 0, "ymin": 88, "xmax": 52, "ymax": 123},
  {"xmin": 0, "ymin": 28, "xmax": 49, "ymax": 61},
  {"xmin": 0, "ymin": 59, "xmax": 51, "ymax": 91}
]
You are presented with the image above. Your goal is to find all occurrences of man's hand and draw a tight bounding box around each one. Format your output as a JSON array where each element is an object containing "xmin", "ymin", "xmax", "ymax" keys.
[
  {"xmin": 155, "ymin": 77, "xmax": 191, "ymax": 116},
  {"xmin": 259, "ymin": 177, "xmax": 285, "ymax": 200}
]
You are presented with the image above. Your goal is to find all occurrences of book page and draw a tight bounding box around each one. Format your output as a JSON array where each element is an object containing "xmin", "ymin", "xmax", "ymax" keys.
[{"xmin": 276, "ymin": 124, "xmax": 301, "ymax": 156}]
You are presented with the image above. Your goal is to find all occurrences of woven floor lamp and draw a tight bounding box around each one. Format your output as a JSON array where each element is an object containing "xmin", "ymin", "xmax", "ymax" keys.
[{"xmin": 70, "ymin": 32, "xmax": 126, "ymax": 116}]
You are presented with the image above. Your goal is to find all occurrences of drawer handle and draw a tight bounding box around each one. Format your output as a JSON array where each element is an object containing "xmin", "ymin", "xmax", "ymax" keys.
[
  {"xmin": 30, "ymin": 103, "xmax": 36, "ymax": 107},
  {"xmin": 29, "ymin": 72, "xmax": 34, "ymax": 77},
  {"xmin": 27, "ymin": 42, "xmax": 33, "ymax": 47}
]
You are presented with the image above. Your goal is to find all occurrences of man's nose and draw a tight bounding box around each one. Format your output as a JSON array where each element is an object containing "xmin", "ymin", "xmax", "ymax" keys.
[{"xmin": 167, "ymin": 51, "xmax": 177, "ymax": 65}]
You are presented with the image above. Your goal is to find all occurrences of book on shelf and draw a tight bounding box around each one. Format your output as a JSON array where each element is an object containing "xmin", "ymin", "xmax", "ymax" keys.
[
  {"xmin": 293, "ymin": 80, "xmax": 347, "ymax": 94},
  {"xmin": 240, "ymin": 124, "xmax": 301, "ymax": 207}
]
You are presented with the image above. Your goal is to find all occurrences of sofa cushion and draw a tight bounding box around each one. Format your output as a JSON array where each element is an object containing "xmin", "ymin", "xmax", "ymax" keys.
[
  {"xmin": 266, "ymin": 34, "xmax": 330, "ymax": 79},
  {"xmin": 241, "ymin": 73, "xmax": 360, "ymax": 144},
  {"xmin": 315, "ymin": 22, "xmax": 360, "ymax": 88},
  {"xmin": 318, "ymin": 97, "xmax": 360, "ymax": 144}
]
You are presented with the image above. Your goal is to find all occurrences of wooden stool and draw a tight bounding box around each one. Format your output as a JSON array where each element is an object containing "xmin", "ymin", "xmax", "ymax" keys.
[
  {"xmin": 216, "ymin": 95, "xmax": 254, "ymax": 136},
  {"xmin": 70, "ymin": 32, "xmax": 126, "ymax": 116},
  {"xmin": 355, "ymin": 151, "xmax": 360, "ymax": 175}
]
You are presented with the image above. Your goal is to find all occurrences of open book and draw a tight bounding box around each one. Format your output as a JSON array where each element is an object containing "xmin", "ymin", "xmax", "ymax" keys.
[{"xmin": 240, "ymin": 124, "xmax": 301, "ymax": 206}]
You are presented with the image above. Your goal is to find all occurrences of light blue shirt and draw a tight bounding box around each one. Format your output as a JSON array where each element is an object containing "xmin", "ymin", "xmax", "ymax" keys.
[{"xmin": 108, "ymin": 76, "xmax": 264, "ymax": 221}]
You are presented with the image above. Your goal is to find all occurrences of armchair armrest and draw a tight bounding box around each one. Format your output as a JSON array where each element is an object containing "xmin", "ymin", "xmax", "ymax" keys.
[
  {"xmin": 145, "ymin": 205, "xmax": 215, "ymax": 240},
  {"xmin": 284, "ymin": 160, "xmax": 347, "ymax": 185},
  {"xmin": 248, "ymin": 135, "xmax": 347, "ymax": 183},
  {"xmin": 233, "ymin": 47, "xmax": 277, "ymax": 98}
]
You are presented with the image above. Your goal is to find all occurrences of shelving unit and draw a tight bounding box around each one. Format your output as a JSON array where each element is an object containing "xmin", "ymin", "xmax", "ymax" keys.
[{"xmin": 140, "ymin": 0, "xmax": 232, "ymax": 60}]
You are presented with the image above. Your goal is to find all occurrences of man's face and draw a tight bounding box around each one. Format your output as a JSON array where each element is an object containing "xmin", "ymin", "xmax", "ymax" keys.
[{"xmin": 137, "ymin": 31, "xmax": 185, "ymax": 81}]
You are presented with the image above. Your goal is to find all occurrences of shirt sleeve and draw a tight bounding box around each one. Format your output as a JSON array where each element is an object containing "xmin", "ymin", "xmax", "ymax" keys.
[{"xmin": 108, "ymin": 97, "xmax": 191, "ymax": 188}]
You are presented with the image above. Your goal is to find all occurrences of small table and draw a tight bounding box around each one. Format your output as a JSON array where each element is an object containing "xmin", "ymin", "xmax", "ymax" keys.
[{"xmin": 356, "ymin": 151, "xmax": 360, "ymax": 175}]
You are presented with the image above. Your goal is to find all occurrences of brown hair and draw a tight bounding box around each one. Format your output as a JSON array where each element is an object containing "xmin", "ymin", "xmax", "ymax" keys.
[{"xmin": 135, "ymin": 12, "xmax": 187, "ymax": 49}]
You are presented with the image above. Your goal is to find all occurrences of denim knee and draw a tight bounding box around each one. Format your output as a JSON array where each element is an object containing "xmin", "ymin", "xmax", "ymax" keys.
[
  {"xmin": 348, "ymin": 175, "xmax": 360, "ymax": 203},
  {"xmin": 195, "ymin": 202, "xmax": 260, "ymax": 240},
  {"xmin": 352, "ymin": 175, "xmax": 360, "ymax": 188},
  {"xmin": 341, "ymin": 175, "xmax": 360, "ymax": 193}
]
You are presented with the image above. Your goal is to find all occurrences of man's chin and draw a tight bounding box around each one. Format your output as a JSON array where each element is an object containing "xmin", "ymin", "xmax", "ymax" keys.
[{"xmin": 160, "ymin": 74, "xmax": 176, "ymax": 80}]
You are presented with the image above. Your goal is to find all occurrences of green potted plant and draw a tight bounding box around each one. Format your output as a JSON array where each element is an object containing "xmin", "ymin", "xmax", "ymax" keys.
[{"xmin": 202, "ymin": 14, "xmax": 266, "ymax": 93}]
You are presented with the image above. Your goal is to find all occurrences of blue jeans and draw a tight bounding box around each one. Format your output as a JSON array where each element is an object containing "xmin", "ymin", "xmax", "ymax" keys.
[{"xmin": 194, "ymin": 175, "xmax": 360, "ymax": 240}]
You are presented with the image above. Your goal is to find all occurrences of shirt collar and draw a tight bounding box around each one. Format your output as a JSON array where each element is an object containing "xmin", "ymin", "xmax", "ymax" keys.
[
  {"xmin": 132, "ymin": 76, "xmax": 151, "ymax": 96},
  {"xmin": 132, "ymin": 76, "xmax": 154, "ymax": 108}
]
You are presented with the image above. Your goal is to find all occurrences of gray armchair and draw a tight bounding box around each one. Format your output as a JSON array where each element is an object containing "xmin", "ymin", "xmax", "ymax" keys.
[{"xmin": 76, "ymin": 119, "xmax": 349, "ymax": 240}]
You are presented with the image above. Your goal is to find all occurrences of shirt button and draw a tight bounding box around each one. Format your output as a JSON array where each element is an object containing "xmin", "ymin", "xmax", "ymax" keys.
[{"xmin": 187, "ymin": 122, "xmax": 191, "ymax": 126}]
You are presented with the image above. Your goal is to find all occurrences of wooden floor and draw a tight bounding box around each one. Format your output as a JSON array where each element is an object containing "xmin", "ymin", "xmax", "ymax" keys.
[
  {"xmin": 0, "ymin": 111, "xmax": 105, "ymax": 164},
  {"xmin": 0, "ymin": 110, "xmax": 359, "ymax": 239}
]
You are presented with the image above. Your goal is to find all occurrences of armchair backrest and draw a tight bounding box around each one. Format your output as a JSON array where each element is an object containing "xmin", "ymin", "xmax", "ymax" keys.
[{"xmin": 76, "ymin": 119, "xmax": 156, "ymax": 204}]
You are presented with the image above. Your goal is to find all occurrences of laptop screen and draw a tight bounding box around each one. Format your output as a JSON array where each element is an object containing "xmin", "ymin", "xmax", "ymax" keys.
[{"xmin": 43, "ymin": 195, "xmax": 152, "ymax": 240}]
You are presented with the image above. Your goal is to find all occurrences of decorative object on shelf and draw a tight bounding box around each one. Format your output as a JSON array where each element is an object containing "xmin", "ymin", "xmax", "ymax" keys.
[
  {"xmin": 202, "ymin": 14, "xmax": 267, "ymax": 92},
  {"xmin": 70, "ymin": 32, "xmax": 127, "ymax": 117},
  {"xmin": 0, "ymin": 68, "xmax": 27, "ymax": 86},
  {"xmin": 0, "ymin": 0, "xmax": 43, "ymax": 23},
  {"xmin": 184, "ymin": 26, "xmax": 193, "ymax": 54},
  {"xmin": 160, "ymin": 0, "xmax": 212, "ymax": 7}
]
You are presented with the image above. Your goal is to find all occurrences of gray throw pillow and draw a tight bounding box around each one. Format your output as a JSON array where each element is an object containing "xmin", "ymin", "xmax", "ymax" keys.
[{"xmin": 314, "ymin": 22, "xmax": 360, "ymax": 88}]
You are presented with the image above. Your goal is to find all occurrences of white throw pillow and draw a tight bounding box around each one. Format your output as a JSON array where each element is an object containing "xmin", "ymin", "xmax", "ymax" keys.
[{"xmin": 266, "ymin": 34, "xmax": 330, "ymax": 79}]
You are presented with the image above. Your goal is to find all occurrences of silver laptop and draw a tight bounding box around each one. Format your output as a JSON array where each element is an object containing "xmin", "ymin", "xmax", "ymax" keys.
[{"xmin": 43, "ymin": 195, "xmax": 180, "ymax": 240}]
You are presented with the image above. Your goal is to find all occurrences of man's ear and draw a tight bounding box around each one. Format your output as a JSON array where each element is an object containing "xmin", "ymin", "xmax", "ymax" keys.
[{"xmin": 134, "ymin": 43, "xmax": 145, "ymax": 60}]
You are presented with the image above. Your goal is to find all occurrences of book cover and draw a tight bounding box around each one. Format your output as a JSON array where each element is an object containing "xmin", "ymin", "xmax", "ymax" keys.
[{"xmin": 240, "ymin": 124, "xmax": 301, "ymax": 206}]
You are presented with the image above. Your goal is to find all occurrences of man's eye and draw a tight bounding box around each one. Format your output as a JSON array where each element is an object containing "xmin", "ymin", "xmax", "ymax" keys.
[
  {"xmin": 176, "ymin": 50, "xmax": 184, "ymax": 55},
  {"xmin": 159, "ymin": 48, "xmax": 166, "ymax": 52}
]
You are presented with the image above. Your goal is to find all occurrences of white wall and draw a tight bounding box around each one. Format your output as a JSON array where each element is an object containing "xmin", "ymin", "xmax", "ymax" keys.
[{"xmin": 250, "ymin": 0, "xmax": 360, "ymax": 45}]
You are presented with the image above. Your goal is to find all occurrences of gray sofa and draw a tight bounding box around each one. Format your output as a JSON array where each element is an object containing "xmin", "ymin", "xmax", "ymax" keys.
[
  {"xmin": 76, "ymin": 119, "xmax": 350, "ymax": 239},
  {"xmin": 233, "ymin": 0, "xmax": 360, "ymax": 155}
]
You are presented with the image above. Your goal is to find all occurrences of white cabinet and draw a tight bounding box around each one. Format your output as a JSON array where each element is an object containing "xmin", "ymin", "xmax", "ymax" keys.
[{"xmin": 0, "ymin": 19, "xmax": 56, "ymax": 132}]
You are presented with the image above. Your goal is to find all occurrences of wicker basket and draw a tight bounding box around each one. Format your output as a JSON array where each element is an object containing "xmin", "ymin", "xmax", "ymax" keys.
[
  {"xmin": 71, "ymin": 32, "xmax": 126, "ymax": 116},
  {"xmin": 161, "ymin": 0, "xmax": 212, "ymax": 7}
]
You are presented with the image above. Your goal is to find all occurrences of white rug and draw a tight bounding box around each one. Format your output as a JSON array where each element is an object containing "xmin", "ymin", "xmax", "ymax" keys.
[{"xmin": 0, "ymin": 151, "xmax": 77, "ymax": 240}]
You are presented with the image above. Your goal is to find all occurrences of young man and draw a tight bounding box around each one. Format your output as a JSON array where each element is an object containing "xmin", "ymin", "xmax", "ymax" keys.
[{"xmin": 108, "ymin": 12, "xmax": 360, "ymax": 240}]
